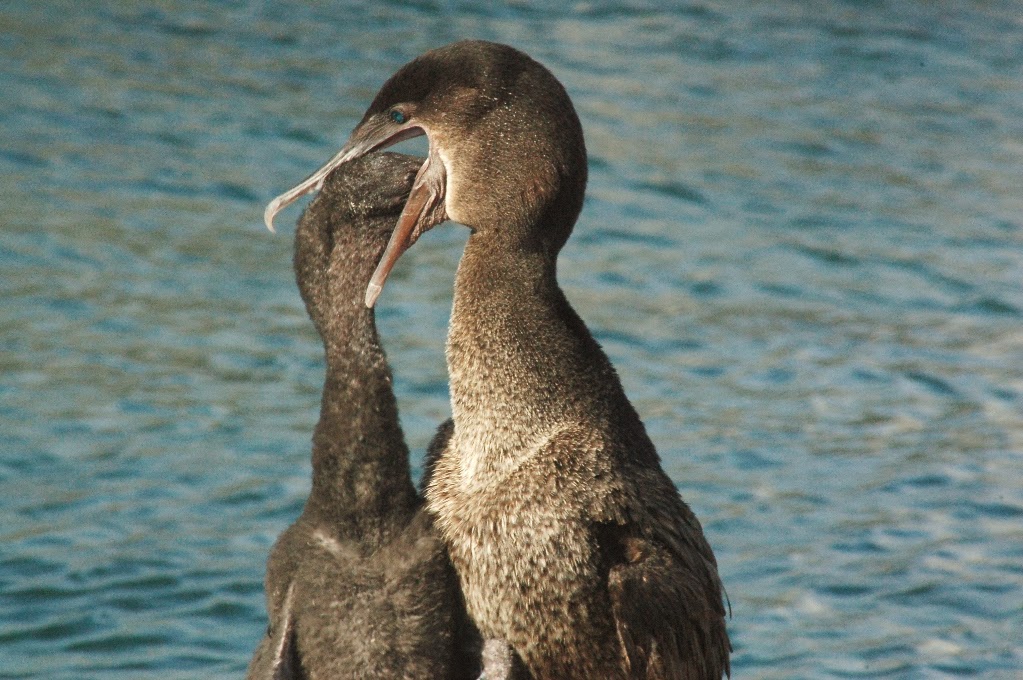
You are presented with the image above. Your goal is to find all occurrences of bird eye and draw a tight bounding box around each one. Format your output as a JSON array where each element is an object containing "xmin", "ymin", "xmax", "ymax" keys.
[{"xmin": 389, "ymin": 109, "xmax": 407, "ymax": 124}]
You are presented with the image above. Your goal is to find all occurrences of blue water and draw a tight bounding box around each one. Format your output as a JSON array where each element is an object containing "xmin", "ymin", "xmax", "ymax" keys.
[{"xmin": 3, "ymin": 1, "xmax": 1022, "ymax": 677}]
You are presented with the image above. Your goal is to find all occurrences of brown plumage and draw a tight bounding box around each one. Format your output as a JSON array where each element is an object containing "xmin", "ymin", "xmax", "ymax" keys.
[
  {"xmin": 265, "ymin": 40, "xmax": 730, "ymax": 680},
  {"xmin": 248, "ymin": 153, "xmax": 478, "ymax": 680}
]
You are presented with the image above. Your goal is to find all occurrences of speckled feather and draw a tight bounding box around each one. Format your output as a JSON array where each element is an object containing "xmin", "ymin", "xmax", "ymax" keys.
[
  {"xmin": 247, "ymin": 153, "xmax": 476, "ymax": 680},
  {"xmin": 365, "ymin": 42, "xmax": 734, "ymax": 679}
]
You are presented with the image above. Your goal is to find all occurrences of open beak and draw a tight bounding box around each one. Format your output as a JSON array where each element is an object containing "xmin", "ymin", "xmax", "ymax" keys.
[
  {"xmin": 263, "ymin": 120, "xmax": 425, "ymax": 233},
  {"xmin": 263, "ymin": 117, "xmax": 447, "ymax": 308},
  {"xmin": 365, "ymin": 148, "xmax": 447, "ymax": 307}
]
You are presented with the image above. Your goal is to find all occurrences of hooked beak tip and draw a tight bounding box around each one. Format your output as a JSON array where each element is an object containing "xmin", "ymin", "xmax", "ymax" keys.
[
  {"xmin": 264, "ymin": 205, "xmax": 278, "ymax": 233},
  {"xmin": 364, "ymin": 281, "xmax": 382, "ymax": 308},
  {"xmin": 261, "ymin": 143, "xmax": 360, "ymax": 235}
]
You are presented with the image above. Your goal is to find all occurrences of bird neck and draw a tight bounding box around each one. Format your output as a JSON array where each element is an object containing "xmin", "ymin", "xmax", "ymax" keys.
[
  {"xmin": 446, "ymin": 224, "xmax": 624, "ymax": 472},
  {"xmin": 305, "ymin": 260, "xmax": 420, "ymax": 546}
]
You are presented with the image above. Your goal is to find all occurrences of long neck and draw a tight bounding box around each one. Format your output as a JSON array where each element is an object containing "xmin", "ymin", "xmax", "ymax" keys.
[
  {"xmin": 302, "ymin": 229, "xmax": 420, "ymax": 547},
  {"xmin": 446, "ymin": 225, "xmax": 629, "ymax": 471}
]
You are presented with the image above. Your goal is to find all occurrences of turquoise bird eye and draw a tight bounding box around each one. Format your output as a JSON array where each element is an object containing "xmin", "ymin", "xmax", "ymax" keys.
[{"xmin": 389, "ymin": 110, "xmax": 406, "ymax": 124}]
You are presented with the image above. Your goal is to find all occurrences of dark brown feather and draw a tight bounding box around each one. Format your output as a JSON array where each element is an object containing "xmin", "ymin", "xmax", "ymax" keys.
[
  {"xmin": 247, "ymin": 154, "xmax": 478, "ymax": 680},
  {"xmin": 314, "ymin": 41, "xmax": 731, "ymax": 680}
]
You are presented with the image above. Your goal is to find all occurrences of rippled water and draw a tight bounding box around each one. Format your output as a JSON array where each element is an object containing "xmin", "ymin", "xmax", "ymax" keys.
[{"xmin": 3, "ymin": 1, "xmax": 1022, "ymax": 677}]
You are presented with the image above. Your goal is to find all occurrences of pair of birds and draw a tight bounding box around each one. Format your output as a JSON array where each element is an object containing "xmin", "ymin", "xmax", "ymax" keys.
[{"xmin": 248, "ymin": 41, "xmax": 730, "ymax": 680}]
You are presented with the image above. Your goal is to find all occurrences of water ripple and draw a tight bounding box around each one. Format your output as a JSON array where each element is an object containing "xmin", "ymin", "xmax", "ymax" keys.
[{"xmin": 3, "ymin": 0, "xmax": 1023, "ymax": 677}]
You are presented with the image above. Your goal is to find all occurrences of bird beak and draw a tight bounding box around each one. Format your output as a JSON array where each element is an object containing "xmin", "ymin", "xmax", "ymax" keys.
[
  {"xmin": 263, "ymin": 115, "xmax": 449, "ymax": 308},
  {"xmin": 365, "ymin": 147, "xmax": 447, "ymax": 307},
  {"xmin": 263, "ymin": 119, "xmax": 425, "ymax": 233}
]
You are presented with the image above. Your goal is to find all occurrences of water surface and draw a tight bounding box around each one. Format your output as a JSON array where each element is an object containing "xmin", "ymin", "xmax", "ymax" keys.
[{"xmin": 2, "ymin": 1, "xmax": 1022, "ymax": 677}]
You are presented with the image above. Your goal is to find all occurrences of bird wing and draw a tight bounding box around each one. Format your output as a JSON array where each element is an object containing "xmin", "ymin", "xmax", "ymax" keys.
[
  {"xmin": 534, "ymin": 424, "xmax": 731, "ymax": 679},
  {"xmin": 598, "ymin": 450, "xmax": 730, "ymax": 680},
  {"xmin": 246, "ymin": 582, "xmax": 301, "ymax": 680},
  {"xmin": 606, "ymin": 530, "xmax": 730, "ymax": 680}
]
